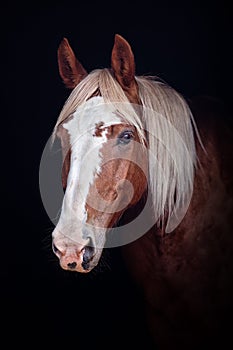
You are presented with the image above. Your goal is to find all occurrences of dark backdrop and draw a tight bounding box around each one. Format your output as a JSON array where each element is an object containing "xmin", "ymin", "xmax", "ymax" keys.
[{"xmin": 2, "ymin": 1, "xmax": 232, "ymax": 348}]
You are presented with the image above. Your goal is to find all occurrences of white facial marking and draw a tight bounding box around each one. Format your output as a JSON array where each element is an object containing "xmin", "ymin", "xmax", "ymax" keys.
[{"xmin": 56, "ymin": 96, "xmax": 122, "ymax": 241}]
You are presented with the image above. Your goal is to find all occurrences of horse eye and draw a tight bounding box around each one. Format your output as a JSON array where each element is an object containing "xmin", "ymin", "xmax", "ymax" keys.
[{"xmin": 117, "ymin": 130, "xmax": 134, "ymax": 145}]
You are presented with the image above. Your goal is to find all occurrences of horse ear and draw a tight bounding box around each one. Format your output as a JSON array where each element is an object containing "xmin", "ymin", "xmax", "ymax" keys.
[
  {"xmin": 57, "ymin": 37, "xmax": 87, "ymax": 89},
  {"xmin": 111, "ymin": 34, "xmax": 137, "ymax": 93}
]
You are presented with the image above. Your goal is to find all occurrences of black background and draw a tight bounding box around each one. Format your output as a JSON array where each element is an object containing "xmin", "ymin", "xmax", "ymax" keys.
[{"xmin": 2, "ymin": 1, "xmax": 232, "ymax": 348}]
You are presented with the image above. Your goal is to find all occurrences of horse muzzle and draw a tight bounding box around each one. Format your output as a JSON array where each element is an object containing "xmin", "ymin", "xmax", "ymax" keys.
[{"xmin": 52, "ymin": 238, "xmax": 97, "ymax": 273}]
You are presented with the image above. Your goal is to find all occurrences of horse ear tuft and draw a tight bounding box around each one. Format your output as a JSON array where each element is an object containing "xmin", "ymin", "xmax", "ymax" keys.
[{"xmin": 57, "ymin": 37, "xmax": 87, "ymax": 89}]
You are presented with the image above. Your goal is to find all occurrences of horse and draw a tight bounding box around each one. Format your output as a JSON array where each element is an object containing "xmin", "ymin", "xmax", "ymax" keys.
[{"xmin": 49, "ymin": 34, "xmax": 233, "ymax": 348}]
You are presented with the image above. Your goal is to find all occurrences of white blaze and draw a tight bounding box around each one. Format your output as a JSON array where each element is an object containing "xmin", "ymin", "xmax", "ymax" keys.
[{"xmin": 55, "ymin": 96, "xmax": 122, "ymax": 242}]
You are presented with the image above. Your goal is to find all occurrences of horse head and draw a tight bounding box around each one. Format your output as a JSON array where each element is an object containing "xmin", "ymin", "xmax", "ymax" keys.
[{"xmin": 52, "ymin": 35, "xmax": 148, "ymax": 272}]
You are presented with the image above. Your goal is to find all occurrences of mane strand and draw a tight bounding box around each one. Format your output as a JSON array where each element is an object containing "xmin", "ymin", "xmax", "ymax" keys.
[{"xmin": 136, "ymin": 76, "xmax": 197, "ymax": 232}]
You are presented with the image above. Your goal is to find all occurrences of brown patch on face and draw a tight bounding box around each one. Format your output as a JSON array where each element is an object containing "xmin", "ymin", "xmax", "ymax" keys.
[
  {"xmin": 93, "ymin": 121, "xmax": 105, "ymax": 137},
  {"xmin": 85, "ymin": 123, "xmax": 148, "ymax": 230}
]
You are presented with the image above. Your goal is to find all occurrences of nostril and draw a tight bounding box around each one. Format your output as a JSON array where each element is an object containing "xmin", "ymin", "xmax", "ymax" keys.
[
  {"xmin": 52, "ymin": 242, "xmax": 59, "ymax": 254},
  {"xmin": 67, "ymin": 261, "xmax": 77, "ymax": 269},
  {"xmin": 83, "ymin": 246, "xmax": 94, "ymax": 263},
  {"xmin": 82, "ymin": 245, "xmax": 95, "ymax": 270}
]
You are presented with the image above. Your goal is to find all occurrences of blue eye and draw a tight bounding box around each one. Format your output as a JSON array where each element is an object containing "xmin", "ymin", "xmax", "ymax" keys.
[{"xmin": 117, "ymin": 130, "xmax": 134, "ymax": 145}]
